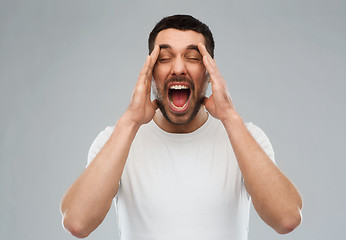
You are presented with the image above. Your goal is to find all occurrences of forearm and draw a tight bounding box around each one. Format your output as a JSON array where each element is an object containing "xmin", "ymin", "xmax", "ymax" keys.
[
  {"xmin": 222, "ymin": 111, "xmax": 302, "ymax": 234},
  {"xmin": 60, "ymin": 113, "xmax": 140, "ymax": 238},
  {"xmin": 198, "ymin": 43, "xmax": 302, "ymax": 233}
]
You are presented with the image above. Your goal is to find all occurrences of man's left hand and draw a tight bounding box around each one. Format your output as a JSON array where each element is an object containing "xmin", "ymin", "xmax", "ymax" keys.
[{"xmin": 198, "ymin": 43, "xmax": 239, "ymax": 124}]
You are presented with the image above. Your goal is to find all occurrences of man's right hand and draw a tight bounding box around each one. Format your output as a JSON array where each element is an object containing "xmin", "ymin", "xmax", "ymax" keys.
[
  {"xmin": 60, "ymin": 47, "xmax": 161, "ymax": 238},
  {"xmin": 124, "ymin": 45, "xmax": 160, "ymax": 126}
]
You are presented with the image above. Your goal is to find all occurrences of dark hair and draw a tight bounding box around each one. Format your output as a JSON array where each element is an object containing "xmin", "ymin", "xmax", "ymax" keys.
[{"xmin": 148, "ymin": 14, "xmax": 215, "ymax": 58}]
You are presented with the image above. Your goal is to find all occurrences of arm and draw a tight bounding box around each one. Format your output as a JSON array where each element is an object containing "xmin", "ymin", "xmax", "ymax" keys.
[
  {"xmin": 223, "ymin": 114, "xmax": 302, "ymax": 234},
  {"xmin": 198, "ymin": 43, "xmax": 303, "ymax": 234},
  {"xmin": 60, "ymin": 46, "xmax": 160, "ymax": 238}
]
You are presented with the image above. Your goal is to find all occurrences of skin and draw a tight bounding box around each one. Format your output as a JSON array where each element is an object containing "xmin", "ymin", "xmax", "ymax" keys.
[
  {"xmin": 151, "ymin": 29, "xmax": 209, "ymax": 132},
  {"xmin": 60, "ymin": 28, "xmax": 303, "ymax": 238},
  {"xmin": 198, "ymin": 42, "xmax": 303, "ymax": 233}
]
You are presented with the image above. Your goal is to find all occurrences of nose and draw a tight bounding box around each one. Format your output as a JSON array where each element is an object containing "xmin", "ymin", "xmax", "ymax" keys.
[{"xmin": 171, "ymin": 57, "xmax": 187, "ymax": 76}]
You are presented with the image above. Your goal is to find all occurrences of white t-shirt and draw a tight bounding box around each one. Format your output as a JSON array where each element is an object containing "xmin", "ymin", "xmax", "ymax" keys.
[{"xmin": 87, "ymin": 115, "xmax": 275, "ymax": 240}]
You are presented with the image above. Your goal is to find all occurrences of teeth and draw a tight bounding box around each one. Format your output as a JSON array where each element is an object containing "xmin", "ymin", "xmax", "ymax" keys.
[
  {"xmin": 169, "ymin": 85, "xmax": 189, "ymax": 90},
  {"xmin": 170, "ymin": 100, "xmax": 188, "ymax": 110}
]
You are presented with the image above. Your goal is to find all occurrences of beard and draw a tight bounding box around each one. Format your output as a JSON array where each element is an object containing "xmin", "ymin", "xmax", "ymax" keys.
[{"xmin": 152, "ymin": 76, "xmax": 206, "ymax": 125}]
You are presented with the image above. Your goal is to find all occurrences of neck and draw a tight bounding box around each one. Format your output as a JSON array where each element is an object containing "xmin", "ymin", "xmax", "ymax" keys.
[{"xmin": 153, "ymin": 107, "xmax": 208, "ymax": 133}]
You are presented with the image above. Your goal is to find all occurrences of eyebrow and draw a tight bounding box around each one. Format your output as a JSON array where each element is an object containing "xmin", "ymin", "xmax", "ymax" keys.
[
  {"xmin": 159, "ymin": 44, "xmax": 201, "ymax": 53},
  {"xmin": 159, "ymin": 44, "xmax": 171, "ymax": 49},
  {"xmin": 186, "ymin": 45, "xmax": 200, "ymax": 53}
]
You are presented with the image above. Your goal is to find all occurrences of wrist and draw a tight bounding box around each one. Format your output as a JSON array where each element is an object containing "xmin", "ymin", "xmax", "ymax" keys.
[
  {"xmin": 118, "ymin": 112, "xmax": 142, "ymax": 132},
  {"xmin": 221, "ymin": 110, "xmax": 244, "ymax": 128}
]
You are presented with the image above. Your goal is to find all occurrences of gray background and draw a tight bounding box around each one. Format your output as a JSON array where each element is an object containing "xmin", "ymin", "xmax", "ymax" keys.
[{"xmin": 1, "ymin": 0, "xmax": 345, "ymax": 239}]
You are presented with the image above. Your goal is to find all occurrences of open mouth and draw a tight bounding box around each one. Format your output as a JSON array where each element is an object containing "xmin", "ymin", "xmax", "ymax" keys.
[{"xmin": 168, "ymin": 83, "xmax": 191, "ymax": 112}]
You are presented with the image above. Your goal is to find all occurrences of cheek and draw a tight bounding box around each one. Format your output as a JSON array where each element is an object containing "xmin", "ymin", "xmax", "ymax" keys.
[
  {"xmin": 187, "ymin": 64, "xmax": 207, "ymax": 80},
  {"xmin": 187, "ymin": 61, "xmax": 205, "ymax": 71},
  {"xmin": 153, "ymin": 64, "xmax": 171, "ymax": 78},
  {"xmin": 152, "ymin": 68, "xmax": 166, "ymax": 92}
]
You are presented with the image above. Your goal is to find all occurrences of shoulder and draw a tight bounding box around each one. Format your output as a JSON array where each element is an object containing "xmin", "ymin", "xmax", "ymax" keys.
[
  {"xmin": 245, "ymin": 122, "xmax": 276, "ymax": 163},
  {"xmin": 86, "ymin": 126, "xmax": 115, "ymax": 167},
  {"xmin": 94, "ymin": 126, "xmax": 115, "ymax": 142},
  {"xmin": 90, "ymin": 126, "xmax": 115, "ymax": 149},
  {"xmin": 245, "ymin": 122, "xmax": 268, "ymax": 139}
]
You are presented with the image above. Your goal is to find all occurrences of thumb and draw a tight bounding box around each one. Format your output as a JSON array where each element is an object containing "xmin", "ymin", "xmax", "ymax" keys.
[
  {"xmin": 151, "ymin": 99, "xmax": 159, "ymax": 110},
  {"xmin": 202, "ymin": 96, "xmax": 209, "ymax": 106}
]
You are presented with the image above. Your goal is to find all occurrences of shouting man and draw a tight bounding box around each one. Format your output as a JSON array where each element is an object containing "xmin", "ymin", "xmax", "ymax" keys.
[{"xmin": 60, "ymin": 15, "xmax": 303, "ymax": 240}]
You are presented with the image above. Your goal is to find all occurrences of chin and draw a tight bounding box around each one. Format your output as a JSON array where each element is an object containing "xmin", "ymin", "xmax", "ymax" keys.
[
  {"xmin": 159, "ymin": 102, "xmax": 202, "ymax": 126},
  {"xmin": 167, "ymin": 114, "xmax": 193, "ymax": 125}
]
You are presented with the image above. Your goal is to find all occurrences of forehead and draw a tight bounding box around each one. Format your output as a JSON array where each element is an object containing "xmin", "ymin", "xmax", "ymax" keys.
[{"xmin": 155, "ymin": 29, "xmax": 205, "ymax": 51}]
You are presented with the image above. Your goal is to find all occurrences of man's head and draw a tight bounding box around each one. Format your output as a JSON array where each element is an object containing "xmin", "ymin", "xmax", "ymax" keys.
[
  {"xmin": 148, "ymin": 15, "xmax": 214, "ymax": 58},
  {"xmin": 149, "ymin": 15, "xmax": 215, "ymax": 126}
]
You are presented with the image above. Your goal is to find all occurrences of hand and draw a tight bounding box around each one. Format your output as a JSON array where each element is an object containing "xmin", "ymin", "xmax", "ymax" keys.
[
  {"xmin": 198, "ymin": 43, "xmax": 238, "ymax": 124},
  {"xmin": 124, "ymin": 45, "xmax": 160, "ymax": 126}
]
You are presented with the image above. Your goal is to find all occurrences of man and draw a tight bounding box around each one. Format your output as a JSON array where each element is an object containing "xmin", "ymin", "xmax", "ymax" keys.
[{"xmin": 60, "ymin": 15, "xmax": 303, "ymax": 239}]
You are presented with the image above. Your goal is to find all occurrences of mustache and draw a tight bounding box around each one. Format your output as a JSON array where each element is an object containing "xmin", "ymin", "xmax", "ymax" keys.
[{"xmin": 164, "ymin": 76, "xmax": 195, "ymax": 92}]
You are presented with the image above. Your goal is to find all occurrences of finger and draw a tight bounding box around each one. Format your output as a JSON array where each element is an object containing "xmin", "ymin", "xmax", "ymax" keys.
[
  {"xmin": 145, "ymin": 45, "xmax": 160, "ymax": 80},
  {"xmin": 198, "ymin": 43, "xmax": 214, "ymax": 62},
  {"xmin": 138, "ymin": 56, "xmax": 151, "ymax": 84},
  {"xmin": 143, "ymin": 45, "xmax": 160, "ymax": 92},
  {"xmin": 203, "ymin": 57, "xmax": 229, "ymax": 95},
  {"xmin": 202, "ymin": 55, "xmax": 212, "ymax": 72},
  {"xmin": 145, "ymin": 46, "xmax": 159, "ymax": 91},
  {"xmin": 198, "ymin": 42, "xmax": 208, "ymax": 57},
  {"xmin": 199, "ymin": 46, "xmax": 216, "ymax": 69},
  {"xmin": 149, "ymin": 45, "xmax": 160, "ymax": 70},
  {"xmin": 198, "ymin": 43, "xmax": 217, "ymax": 76},
  {"xmin": 203, "ymin": 55, "xmax": 218, "ymax": 81}
]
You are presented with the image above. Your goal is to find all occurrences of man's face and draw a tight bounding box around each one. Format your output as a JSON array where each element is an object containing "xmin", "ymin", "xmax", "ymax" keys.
[{"xmin": 152, "ymin": 28, "xmax": 209, "ymax": 125}]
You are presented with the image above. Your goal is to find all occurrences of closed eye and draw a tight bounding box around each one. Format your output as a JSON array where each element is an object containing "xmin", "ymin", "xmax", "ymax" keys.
[
  {"xmin": 185, "ymin": 51, "xmax": 202, "ymax": 62},
  {"xmin": 158, "ymin": 58, "xmax": 172, "ymax": 63},
  {"xmin": 186, "ymin": 57, "xmax": 201, "ymax": 62}
]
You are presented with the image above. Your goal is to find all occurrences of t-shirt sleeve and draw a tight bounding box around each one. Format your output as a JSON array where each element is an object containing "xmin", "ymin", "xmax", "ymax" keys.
[
  {"xmin": 86, "ymin": 126, "xmax": 115, "ymax": 168},
  {"xmin": 245, "ymin": 122, "xmax": 275, "ymax": 164}
]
